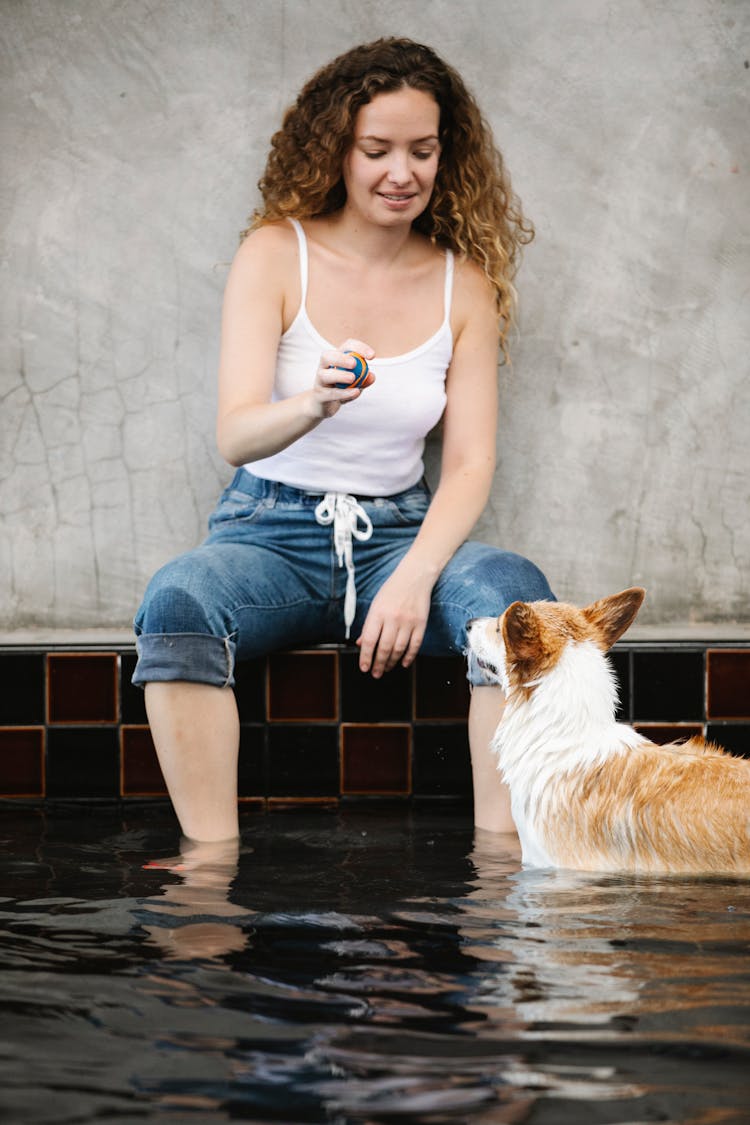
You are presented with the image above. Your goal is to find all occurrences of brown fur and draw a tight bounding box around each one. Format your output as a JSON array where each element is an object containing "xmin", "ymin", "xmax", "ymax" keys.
[
  {"xmin": 539, "ymin": 740, "xmax": 750, "ymax": 874},
  {"xmin": 469, "ymin": 588, "xmax": 750, "ymax": 875},
  {"xmin": 501, "ymin": 588, "xmax": 645, "ymax": 699}
]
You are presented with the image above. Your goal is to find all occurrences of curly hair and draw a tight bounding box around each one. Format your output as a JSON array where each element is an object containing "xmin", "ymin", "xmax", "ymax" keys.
[{"xmin": 245, "ymin": 38, "xmax": 534, "ymax": 357}]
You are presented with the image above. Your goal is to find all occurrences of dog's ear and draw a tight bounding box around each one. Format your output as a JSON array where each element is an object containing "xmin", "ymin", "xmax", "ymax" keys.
[
  {"xmin": 503, "ymin": 601, "xmax": 542, "ymax": 660},
  {"xmin": 583, "ymin": 587, "xmax": 645, "ymax": 650}
]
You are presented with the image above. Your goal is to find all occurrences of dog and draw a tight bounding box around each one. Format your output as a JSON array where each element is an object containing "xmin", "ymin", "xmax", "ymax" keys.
[{"xmin": 466, "ymin": 587, "xmax": 750, "ymax": 874}]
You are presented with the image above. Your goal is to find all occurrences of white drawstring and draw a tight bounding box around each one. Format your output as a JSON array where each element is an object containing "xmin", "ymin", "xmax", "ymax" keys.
[{"xmin": 314, "ymin": 492, "xmax": 373, "ymax": 638}]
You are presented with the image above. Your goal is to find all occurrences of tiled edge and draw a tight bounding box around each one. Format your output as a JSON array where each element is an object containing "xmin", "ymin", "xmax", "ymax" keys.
[
  {"xmin": 0, "ymin": 639, "xmax": 749, "ymax": 802},
  {"xmin": 340, "ymin": 724, "xmax": 412, "ymax": 796},
  {"xmin": 47, "ymin": 652, "xmax": 119, "ymax": 724},
  {"xmin": 633, "ymin": 724, "xmax": 704, "ymax": 745},
  {"xmin": 707, "ymin": 650, "xmax": 750, "ymax": 720},
  {"xmin": 267, "ymin": 797, "xmax": 339, "ymax": 810},
  {"xmin": 0, "ymin": 727, "xmax": 45, "ymax": 797},
  {"xmin": 267, "ymin": 650, "xmax": 338, "ymax": 721},
  {"xmin": 120, "ymin": 726, "xmax": 167, "ymax": 797}
]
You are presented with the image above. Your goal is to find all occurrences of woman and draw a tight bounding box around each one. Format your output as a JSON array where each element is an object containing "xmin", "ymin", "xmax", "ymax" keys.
[{"xmin": 133, "ymin": 38, "xmax": 554, "ymax": 842}]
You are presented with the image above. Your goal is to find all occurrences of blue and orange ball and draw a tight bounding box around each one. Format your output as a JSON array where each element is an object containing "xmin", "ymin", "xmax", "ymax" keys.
[{"xmin": 333, "ymin": 350, "xmax": 370, "ymax": 390}]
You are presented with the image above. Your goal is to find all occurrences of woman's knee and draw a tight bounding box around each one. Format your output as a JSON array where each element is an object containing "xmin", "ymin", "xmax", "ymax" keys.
[
  {"xmin": 483, "ymin": 549, "xmax": 555, "ymax": 607},
  {"xmin": 443, "ymin": 543, "xmax": 554, "ymax": 613},
  {"xmin": 423, "ymin": 544, "xmax": 554, "ymax": 657},
  {"xmin": 135, "ymin": 552, "xmax": 224, "ymax": 636}
]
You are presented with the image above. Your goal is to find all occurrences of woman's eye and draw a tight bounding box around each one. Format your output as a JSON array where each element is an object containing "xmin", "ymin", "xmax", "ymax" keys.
[
  {"xmin": 364, "ymin": 151, "xmax": 386, "ymax": 159},
  {"xmin": 413, "ymin": 150, "xmax": 434, "ymax": 160}
]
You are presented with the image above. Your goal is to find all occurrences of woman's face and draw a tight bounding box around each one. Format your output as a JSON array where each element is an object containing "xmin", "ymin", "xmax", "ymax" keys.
[{"xmin": 342, "ymin": 86, "xmax": 441, "ymax": 227}]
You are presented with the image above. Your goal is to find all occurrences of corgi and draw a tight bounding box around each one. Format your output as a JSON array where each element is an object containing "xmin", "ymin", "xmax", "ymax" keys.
[{"xmin": 466, "ymin": 588, "xmax": 750, "ymax": 874}]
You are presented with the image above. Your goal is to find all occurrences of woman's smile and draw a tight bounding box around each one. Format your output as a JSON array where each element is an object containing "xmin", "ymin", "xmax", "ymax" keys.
[
  {"xmin": 378, "ymin": 191, "xmax": 418, "ymax": 207},
  {"xmin": 343, "ymin": 86, "xmax": 441, "ymax": 225}
]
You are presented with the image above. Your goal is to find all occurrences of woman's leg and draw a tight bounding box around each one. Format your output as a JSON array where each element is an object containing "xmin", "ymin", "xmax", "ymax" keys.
[
  {"xmin": 468, "ymin": 685, "xmax": 515, "ymax": 832},
  {"xmin": 133, "ymin": 533, "xmax": 332, "ymax": 841},
  {"xmin": 144, "ymin": 682, "xmax": 240, "ymax": 842},
  {"xmin": 419, "ymin": 541, "xmax": 555, "ymax": 833}
]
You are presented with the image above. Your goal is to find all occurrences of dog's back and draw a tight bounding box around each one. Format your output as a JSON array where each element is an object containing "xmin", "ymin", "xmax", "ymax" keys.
[
  {"xmin": 533, "ymin": 735, "xmax": 750, "ymax": 874},
  {"xmin": 467, "ymin": 588, "xmax": 750, "ymax": 875}
]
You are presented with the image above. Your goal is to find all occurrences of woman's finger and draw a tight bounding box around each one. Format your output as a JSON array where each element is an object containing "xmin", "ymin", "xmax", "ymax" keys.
[
  {"xmin": 400, "ymin": 627, "xmax": 425, "ymax": 669},
  {"xmin": 370, "ymin": 625, "xmax": 415, "ymax": 678}
]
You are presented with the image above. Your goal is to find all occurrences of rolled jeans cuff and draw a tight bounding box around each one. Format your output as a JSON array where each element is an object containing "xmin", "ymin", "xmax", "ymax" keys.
[{"xmin": 132, "ymin": 632, "xmax": 237, "ymax": 689}]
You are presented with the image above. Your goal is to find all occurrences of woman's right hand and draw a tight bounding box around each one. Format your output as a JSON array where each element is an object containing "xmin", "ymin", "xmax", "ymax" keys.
[
  {"xmin": 310, "ymin": 339, "xmax": 376, "ymax": 419},
  {"xmin": 217, "ymin": 224, "xmax": 375, "ymax": 463}
]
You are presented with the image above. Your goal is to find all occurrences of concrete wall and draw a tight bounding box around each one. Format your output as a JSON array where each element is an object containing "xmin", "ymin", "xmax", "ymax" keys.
[{"xmin": 2, "ymin": 0, "xmax": 748, "ymax": 629}]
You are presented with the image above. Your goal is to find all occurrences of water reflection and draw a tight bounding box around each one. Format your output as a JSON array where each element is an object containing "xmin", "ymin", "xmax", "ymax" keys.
[
  {"xmin": 465, "ymin": 833, "xmax": 750, "ymax": 1042},
  {"xmin": 457, "ymin": 831, "xmax": 750, "ymax": 1120},
  {"xmin": 0, "ymin": 806, "xmax": 748, "ymax": 1123},
  {"xmin": 140, "ymin": 836, "xmax": 251, "ymax": 960}
]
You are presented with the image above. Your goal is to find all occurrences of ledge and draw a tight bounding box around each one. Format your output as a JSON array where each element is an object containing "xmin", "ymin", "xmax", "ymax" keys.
[
  {"xmin": 0, "ymin": 628, "xmax": 136, "ymax": 647},
  {"xmin": 624, "ymin": 622, "xmax": 750, "ymax": 643},
  {"xmin": 0, "ymin": 631, "xmax": 747, "ymax": 802},
  {"xmin": 1, "ymin": 623, "xmax": 749, "ymax": 648}
]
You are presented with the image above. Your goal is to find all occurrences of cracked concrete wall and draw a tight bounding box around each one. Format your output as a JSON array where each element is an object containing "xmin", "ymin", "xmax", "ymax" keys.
[{"xmin": 2, "ymin": 0, "xmax": 748, "ymax": 629}]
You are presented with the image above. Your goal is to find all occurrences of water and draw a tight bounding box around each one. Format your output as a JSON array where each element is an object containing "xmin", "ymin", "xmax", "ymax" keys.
[{"xmin": 1, "ymin": 804, "xmax": 749, "ymax": 1123}]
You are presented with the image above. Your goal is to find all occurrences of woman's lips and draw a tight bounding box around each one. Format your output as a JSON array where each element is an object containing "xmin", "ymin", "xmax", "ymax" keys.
[{"xmin": 378, "ymin": 192, "xmax": 417, "ymax": 207}]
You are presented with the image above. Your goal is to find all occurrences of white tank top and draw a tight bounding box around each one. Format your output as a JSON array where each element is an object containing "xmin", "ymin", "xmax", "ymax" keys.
[{"xmin": 246, "ymin": 219, "xmax": 454, "ymax": 496}]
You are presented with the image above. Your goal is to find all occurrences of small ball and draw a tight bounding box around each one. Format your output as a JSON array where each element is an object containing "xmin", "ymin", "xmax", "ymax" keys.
[{"xmin": 334, "ymin": 350, "xmax": 369, "ymax": 389}]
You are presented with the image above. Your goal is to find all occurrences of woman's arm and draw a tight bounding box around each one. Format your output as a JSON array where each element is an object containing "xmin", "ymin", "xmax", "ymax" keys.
[
  {"xmin": 357, "ymin": 259, "xmax": 500, "ymax": 677},
  {"xmin": 216, "ymin": 224, "xmax": 372, "ymax": 467}
]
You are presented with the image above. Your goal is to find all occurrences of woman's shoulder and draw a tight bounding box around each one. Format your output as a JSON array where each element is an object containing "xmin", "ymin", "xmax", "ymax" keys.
[
  {"xmin": 451, "ymin": 253, "xmax": 497, "ymax": 325},
  {"xmin": 227, "ymin": 220, "xmax": 300, "ymax": 296},
  {"xmin": 234, "ymin": 219, "xmax": 298, "ymax": 264}
]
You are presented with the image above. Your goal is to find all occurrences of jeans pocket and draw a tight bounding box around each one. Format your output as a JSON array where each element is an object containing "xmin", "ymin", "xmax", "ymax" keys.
[
  {"xmin": 387, "ymin": 485, "xmax": 432, "ymax": 525},
  {"xmin": 207, "ymin": 489, "xmax": 266, "ymax": 531}
]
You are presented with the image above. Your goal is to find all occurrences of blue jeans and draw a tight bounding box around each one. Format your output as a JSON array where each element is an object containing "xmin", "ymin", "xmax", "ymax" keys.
[{"xmin": 132, "ymin": 469, "xmax": 554, "ymax": 688}]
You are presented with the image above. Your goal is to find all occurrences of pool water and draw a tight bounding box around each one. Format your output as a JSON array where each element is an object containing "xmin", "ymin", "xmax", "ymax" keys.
[{"xmin": 1, "ymin": 804, "xmax": 749, "ymax": 1123}]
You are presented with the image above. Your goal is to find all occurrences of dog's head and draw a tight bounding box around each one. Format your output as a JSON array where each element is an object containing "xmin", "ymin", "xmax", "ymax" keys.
[{"xmin": 467, "ymin": 588, "xmax": 645, "ymax": 696}]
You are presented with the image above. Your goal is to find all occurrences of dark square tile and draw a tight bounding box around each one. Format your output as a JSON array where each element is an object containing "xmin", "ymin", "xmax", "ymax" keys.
[
  {"xmin": 413, "ymin": 724, "xmax": 472, "ymax": 796},
  {"xmin": 415, "ymin": 656, "xmax": 470, "ymax": 719},
  {"xmin": 46, "ymin": 728, "xmax": 120, "ymax": 797},
  {"xmin": 341, "ymin": 725, "xmax": 411, "ymax": 794},
  {"xmin": 235, "ymin": 657, "xmax": 267, "ymax": 722},
  {"xmin": 609, "ymin": 648, "xmax": 631, "ymax": 721},
  {"xmin": 707, "ymin": 723, "xmax": 750, "ymax": 759},
  {"xmin": 268, "ymin": 652, "xmax": 337, "ymax": 721},
  {"xmin": 340, "ymin": 652, "xmax": 412, "ymax": 721},
  {"xmin": 267, "ymin": 724, "xmax": 339, "ymax": 796},
  {"xmin": 632, "ymin": 651, "xmax": 704, "ymax": 722},
  {"xmin": 634, "ymin": 724, "xmax": 704, "ymax": 745},
  {"xmin": 707, "ymin": 650, "xmax": 750, "ymax": 719},
  {"xmin": 121, "ymin": 726, "xmax": 167, "ymax": 796},
  {"xmin": 0, "ymin": 653, "xmax": 45, "ymax": 724},
  {"xmin": 48, "ymin": 653, "xmax": 118, "ymax": 724},
  {"xmin": 0, "ymin": 728, "xmax": 44, "ymax": 796},
  {"xmin": 238, "ymin": 724, "xmax": 266, "ymax": 797},
  {"xmin": 120, "ymin": 651, "xmax": 147, "ymax": 723},
  {"xmin": 268, "ymin": 797, "xmax": 339, "ymax": 810}
]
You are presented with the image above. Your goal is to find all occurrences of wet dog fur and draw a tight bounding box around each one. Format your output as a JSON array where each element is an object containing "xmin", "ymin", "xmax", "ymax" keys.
[{"xmin": 466, "ymin": 588, "xmax": 750, "ymax": 874}]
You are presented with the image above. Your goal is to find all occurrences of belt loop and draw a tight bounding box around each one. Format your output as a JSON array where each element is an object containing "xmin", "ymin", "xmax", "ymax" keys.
[{"xmin": 265, "ymin": 480, "xmax": 280, "ymax": 509}]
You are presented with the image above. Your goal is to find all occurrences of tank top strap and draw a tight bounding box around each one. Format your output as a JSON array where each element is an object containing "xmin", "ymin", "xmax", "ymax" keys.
[
  {"xmin": 288, "ymin": 218, "xmax": 453, "ymax": 335},
  {"xmin": 288, "ymin": 218, "xmax": 308, "ymax": 304},
  {"xmin": 443, "ymin": 248, "xmax": 455, "ymax": 324}
]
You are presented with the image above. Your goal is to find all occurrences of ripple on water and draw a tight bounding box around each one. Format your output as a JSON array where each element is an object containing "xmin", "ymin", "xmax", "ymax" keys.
[{"xmin": 0, "ymin": 808, "xmax": 749, "ymax": 1123}]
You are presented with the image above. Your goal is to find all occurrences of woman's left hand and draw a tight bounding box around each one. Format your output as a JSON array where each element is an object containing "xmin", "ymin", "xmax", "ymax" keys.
[{"xmin": 357, "ymin": 565, "xmax": 435, "ymax": 678}]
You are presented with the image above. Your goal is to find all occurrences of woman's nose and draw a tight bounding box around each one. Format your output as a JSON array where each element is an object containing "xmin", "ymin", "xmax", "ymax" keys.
[{"xmin": 386, "ymin": 152, "xmax": 411, "ymax": 184}]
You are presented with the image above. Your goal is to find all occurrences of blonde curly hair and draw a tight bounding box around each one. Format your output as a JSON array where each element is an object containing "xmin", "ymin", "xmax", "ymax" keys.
[{"xmin": 245, "ymin": 38, "xmax": 534, "ymax": 358}]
